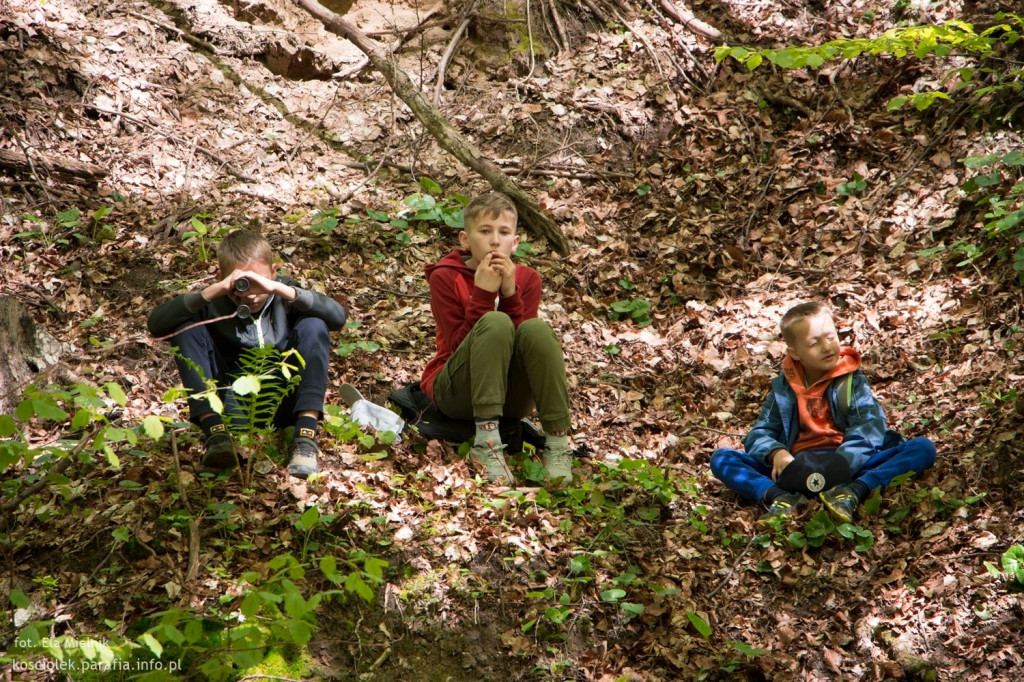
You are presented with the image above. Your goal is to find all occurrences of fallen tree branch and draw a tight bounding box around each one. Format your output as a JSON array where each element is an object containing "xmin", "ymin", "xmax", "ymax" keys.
[
  {"xmin": 757, "ymin": 85, "xmax": 814, "ymax": 118},
  {"xmin": 659, "ymin": 0, "xmax": 723, "ymax": 42},
  {"xmin": 294, "ymin": 0, "xmax": 571, "ymax": 255},
  {"xmin": 0, "ymin": 148, "xmax": 107, "ymax": 183},
  {"xmin": 641, "ymin": 0, "xmax": 708, "ymax": 87}
]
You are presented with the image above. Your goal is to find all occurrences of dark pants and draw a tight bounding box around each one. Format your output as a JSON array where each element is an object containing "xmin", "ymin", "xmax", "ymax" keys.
[
  {"xmin": 433, "ymin": 312, "xmax": 571, "ymax": 433},
  {"xmin": 710, "ymin": 437, "xmax": 937, "ymax": 502},
  {"xmin": 171, "ymin": 317, "xmax": 331, "ymax": 429}
]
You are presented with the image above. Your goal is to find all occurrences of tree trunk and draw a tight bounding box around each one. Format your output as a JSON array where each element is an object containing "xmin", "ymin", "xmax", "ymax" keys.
[
  {"xmin": 293, "ymin": 0, "xmax": 571, "ymax": 256},
  {"xmin": 0, "ymin": 297, "xmax": 62, "ymax": 415}
]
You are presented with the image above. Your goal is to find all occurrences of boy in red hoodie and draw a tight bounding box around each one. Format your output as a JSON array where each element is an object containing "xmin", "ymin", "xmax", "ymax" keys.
[
  {"xmin": 710, "ymin": 302, "xmax": 935, "ymax": 526},
  {"xmin": 420, "ymin": 192, "xmax": 572, "ymax": 486}
]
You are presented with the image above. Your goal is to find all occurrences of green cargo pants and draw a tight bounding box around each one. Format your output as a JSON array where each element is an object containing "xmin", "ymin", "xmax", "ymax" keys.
[{"xmin": 433, "ymin": 311, "xmax": 571, "ymax": 434}]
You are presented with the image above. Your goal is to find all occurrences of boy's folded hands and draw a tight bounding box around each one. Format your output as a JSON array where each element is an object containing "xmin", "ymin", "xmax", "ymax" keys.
[{"xmin": 474, "ymin": 253, "xmax": 505, "ymax": 292}]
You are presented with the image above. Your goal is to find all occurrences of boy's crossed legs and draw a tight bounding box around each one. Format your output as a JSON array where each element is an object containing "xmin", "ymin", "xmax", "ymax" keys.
[{"xmin": 710, "ymin": 437, "xmax": 936, "ymax": 524}]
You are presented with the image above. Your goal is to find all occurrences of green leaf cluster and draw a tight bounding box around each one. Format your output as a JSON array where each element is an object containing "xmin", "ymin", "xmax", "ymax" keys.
[{"xmin": 608, "ymin": 298, "xmax": 653, "ymax": 326}]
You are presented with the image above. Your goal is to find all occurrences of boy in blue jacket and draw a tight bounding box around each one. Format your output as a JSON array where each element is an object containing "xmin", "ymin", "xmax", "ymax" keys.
[
  {"xmin": 147, "ymin": 229, "xmax": 346, "ymax": 478},
  {"xmin": 710, "ymin": 302, "xmax": 935, "ymax": 525}
]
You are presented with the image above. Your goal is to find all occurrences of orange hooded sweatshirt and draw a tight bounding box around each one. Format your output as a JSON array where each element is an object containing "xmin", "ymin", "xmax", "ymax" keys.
[{"xmin": 783, "ymin": 347, "xmax": 861, "ymax": 455}]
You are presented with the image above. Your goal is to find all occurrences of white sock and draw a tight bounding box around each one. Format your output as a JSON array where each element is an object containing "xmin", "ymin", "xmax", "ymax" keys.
[
  {"xmin": 474, "ymin": 418, "xmax": 501, "ymax": 448},
  {"xmin": 545, "ymin": 433, "xmax": 569, "ymax": 452}
]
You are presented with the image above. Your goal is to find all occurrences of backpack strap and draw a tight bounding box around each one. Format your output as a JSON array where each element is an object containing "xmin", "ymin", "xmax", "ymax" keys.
[{"xmin": 833, "ymin": 373, "xmax": 854, "ymax": 418}]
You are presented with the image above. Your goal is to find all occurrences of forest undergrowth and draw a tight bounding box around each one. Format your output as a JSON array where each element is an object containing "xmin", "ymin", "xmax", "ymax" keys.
[{"xmin": 2, "ymin": 0, "xmax": 1024, "ymax": 680}]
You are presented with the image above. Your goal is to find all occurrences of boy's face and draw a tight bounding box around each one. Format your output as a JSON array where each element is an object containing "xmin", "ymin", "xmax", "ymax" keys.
[
  {"xmin": 224, "ymin": 258, "xmax": 277, "ymax": 313},
  {"xmin": 459, "ymin": 210, "xmax": 518, "ymax": 266},
  {"xmin": 786, "ymin": 311, "xmax": 841, "ymax": 378}
]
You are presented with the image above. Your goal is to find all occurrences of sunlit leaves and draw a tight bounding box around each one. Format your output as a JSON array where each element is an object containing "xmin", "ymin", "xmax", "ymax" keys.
[
  {"xmin": 142, "ymin": 415, "xmax": 165, "ymax": 441},
  {"xmin": 686, "ymin": 610, "xmax": 712, "ymax": 639}
]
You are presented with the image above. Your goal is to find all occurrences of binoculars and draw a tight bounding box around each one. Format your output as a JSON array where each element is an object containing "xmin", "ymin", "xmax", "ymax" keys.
[{"xmin": 233, "ymin": 278, "xmax": 253, "ymax": 318}]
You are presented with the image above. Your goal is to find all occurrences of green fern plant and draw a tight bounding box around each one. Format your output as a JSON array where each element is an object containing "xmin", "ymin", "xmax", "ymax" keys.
[{"xmin": 229, "ymin": 345, "xmax": 304, "ymax": 434}]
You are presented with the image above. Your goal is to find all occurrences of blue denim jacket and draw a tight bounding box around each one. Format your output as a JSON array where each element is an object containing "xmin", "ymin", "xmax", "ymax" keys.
[{"xmin": 743, "ymin": 369, "xmax": 903, "ymax": 474}]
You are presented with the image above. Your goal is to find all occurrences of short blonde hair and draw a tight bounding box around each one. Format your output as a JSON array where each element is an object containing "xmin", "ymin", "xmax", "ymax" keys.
[
  {"xmin": 780, "ymin": 301, "xmax": 831, "ymax": 345},
  {"xmin": 463, "ymin": 192, "xmax": 517, "ymax": 232},
  {"xmin": 217, "ymin": 229, "xmax": 273, "ymax": 273}
]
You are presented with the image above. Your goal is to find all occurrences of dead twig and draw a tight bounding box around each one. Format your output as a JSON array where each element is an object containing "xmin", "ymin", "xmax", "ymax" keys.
[
  {"xmin": 577, "ymin": 0, "xmax": 609, "ymax": 24},
  {"xmin": 126, "ymin": 10, "xmax": 221, "ymax": 55},
  {"xmin": 364, "ymin": 10, "xmax": 520, "ymax": 37},
  {"xmin": 859, "ymin": 101, "xmax": 969, "ymax": 252},
  {"xmin": 0, "ymin": 113, "xmax": 57, "ymax": 203},
  {"xmin": 640, "ymin": 0, "xmax": 707, "ymax": 88},
  {"xmin": 82, "ymin": 104, "xmax": 255, "ymax": 182},
  {"xmin": 705, "ymin": 535, "xmax": 755, "ymax": 599},
  {"xmin": 332, "ymin": 154, "xmax": 390, "ymax": 204},
  {"xmin": 433, "ymin": 11, "xmax": 474, "ymax": 107},
  {"xmin": 757, "ymin": 86, "xmax": 814, "ymax": 118},
  {"xmin": 339, "ymin": 2, "xmax": 447, "ymax": 81},
  {"xmin": 0, "ymin": 425, "xmax": 102, "ymax": 531},
  {"xmin": 16, "ymin": 281, "xmax": 67, "ymax": 320},
  {"xmin": 546, "ymin": 0, "xmax": 570, "ymax": 53},
  {"xmin": 171, "ymin": 430, "xmax": 193, "ymax": 515},
  {"xmin": 369, "ymin": 285, "xmax": 430, "ymax": 299},
  {"xmin": 185, "ymin": 518, "xmax": 201, "ymax": 584}
]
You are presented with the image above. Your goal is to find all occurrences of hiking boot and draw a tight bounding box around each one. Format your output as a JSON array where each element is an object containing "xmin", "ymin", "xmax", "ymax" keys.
[
  {"xmin": 287, "ymin": 430, "xmax": 320, "ymax": 479},
  {"xmin": 469, "ymin": 441, "xmax": 515, "ymax": 485},
  {"xmin": 756, "ymin": 492, "xmax": 807, "ymax": 528},
  {"xmin": 542, "ymin": 447, "xmax": 573, "ymax": 485},
  {"xmin": 821, "ymin": 484, "xmax": 859, "ymax": 524},
  {"xmin": 201, "ymin": 425, "xmax": 238, "ymax": 470}
]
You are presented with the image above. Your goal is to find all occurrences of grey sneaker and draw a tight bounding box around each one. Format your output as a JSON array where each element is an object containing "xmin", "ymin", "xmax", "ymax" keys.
[
  {"xmin": 469, "ymin": 441, "xmax": 515, "ymax": 485},
  {"xmin": 542, "ymin": 447, "xmax": 573, "ymax": 485},
  {"xmin": 287, "ymin": 429, "xmax": 320, "ymax": 479},
  {"xmin": 201, "ymin": 425, "xmax": 238, "ymax": 470}
]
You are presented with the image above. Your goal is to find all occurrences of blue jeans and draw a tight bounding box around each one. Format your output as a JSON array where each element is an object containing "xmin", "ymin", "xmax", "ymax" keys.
[
  {"xmin": 171, "ymin": 316, "xmax": 331, "ymax": 428},
  {"xmin": 710, "ymin": 437, "xmax": 936, "ymax": 502}
]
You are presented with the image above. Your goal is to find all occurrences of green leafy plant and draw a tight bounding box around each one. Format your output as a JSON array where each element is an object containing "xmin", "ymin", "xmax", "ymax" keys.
[
  {"xmin": 836, "ymin": 173, "xmax": 868, "ymax": 202},
  {"xmin": 715, "ymin": 16, "xmax": 1024, "ymax": 115},
  {"xmin": 3, "ymin": 371, "xmax": 389, "ymax": 680},
  {"xmin": 180, "ymin": 214, "xmax": 215, "ymax": 262},
  {"xmin": 231, "ymin": 346, "xmax": 304, "ymax": 433},
  {"xmin": 945, "ymin": 150, "xmax": 1024, "ymax": 282},
  {"xmin": 398, "ymin": 182, "xmax": 468, "ymax": 229},
  {"xmin": 985, "ymin": 545, "xmax": 1024, "ymax": 585},
  {"xmin": 334, "ymin": 320, "xmax": 381, "ymax": 358},
  {"xmin": 309, "ymin": 208, "xmax": 341, "ymax": 234},
  {"xmin": 607, "ymin": 298, "xmax": 653, "ymax": 326},
  {"xmin": 774, "ymin": 509, "xmax": 875, "ymax": 552},
  {"xmin": 7, "ymin": 549, "xmax": 387, "ymax": 679}
]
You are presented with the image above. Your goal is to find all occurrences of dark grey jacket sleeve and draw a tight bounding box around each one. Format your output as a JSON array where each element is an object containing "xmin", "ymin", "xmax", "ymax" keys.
[
  {"xmin": 147, "ymin": 293, "xmax": 209, "ymax": 337},
  {"xmin": 290, "ymin": 286, "xmax": 346, "ymax": 330}
]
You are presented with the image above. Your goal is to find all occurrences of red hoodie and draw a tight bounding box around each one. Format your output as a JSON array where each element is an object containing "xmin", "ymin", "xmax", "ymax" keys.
[
  {"xmin": 420, "ymin": 248, "xmax": 542, "ymax": 400},
  {"xmin": 783, "ymin": 347, "xmax": 861, "ymax": 454}
]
